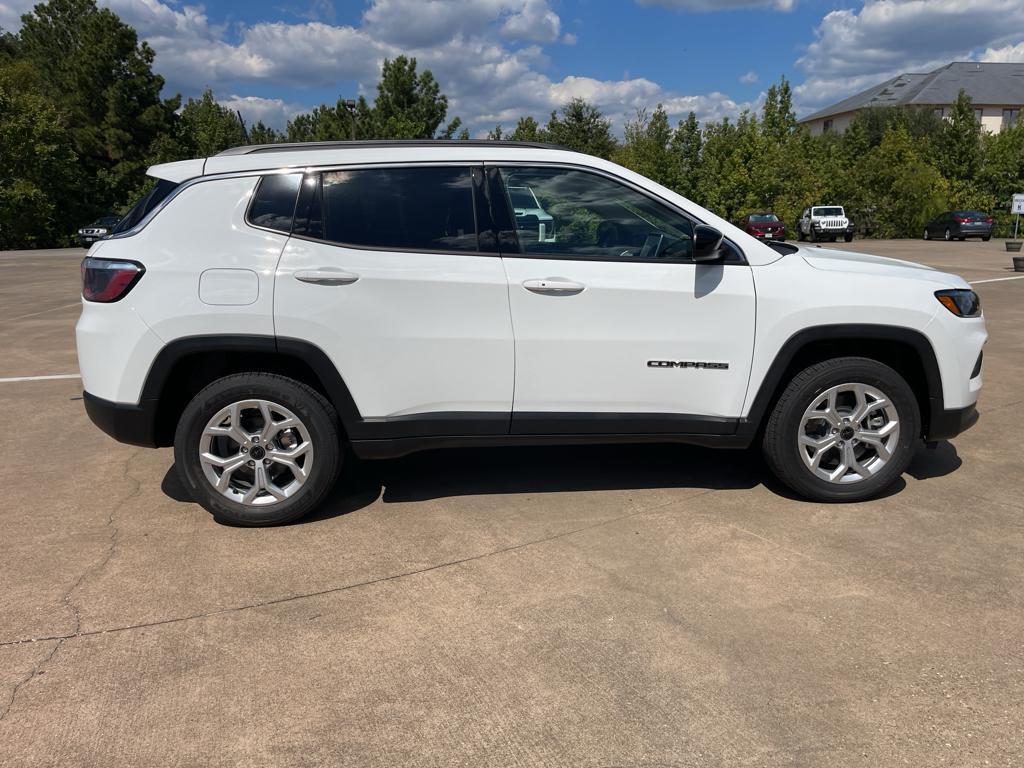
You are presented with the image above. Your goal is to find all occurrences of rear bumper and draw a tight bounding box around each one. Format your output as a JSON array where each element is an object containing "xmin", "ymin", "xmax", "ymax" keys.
[
  {"xmin": 926, "ymin": 402, "xmax": 979, "ymax": 442},
  {"xmin": 83, "ymin": 391, "xmax": 159, "ymax": 448}
]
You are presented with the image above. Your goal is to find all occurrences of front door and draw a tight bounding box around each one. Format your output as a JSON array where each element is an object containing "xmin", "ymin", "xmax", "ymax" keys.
[{"xmin": 490, "ymin": 166, "xmax": 756, "ymax": 435}]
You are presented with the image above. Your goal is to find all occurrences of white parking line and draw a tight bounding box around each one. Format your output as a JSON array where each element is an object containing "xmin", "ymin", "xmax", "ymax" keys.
[
  {"xmin": 970, "ymin": 275, "xmax": 1024, "ymax": 284},
  {"xmin": 0, "ymin": 374, "xmax": 81, "ymax": 384}
]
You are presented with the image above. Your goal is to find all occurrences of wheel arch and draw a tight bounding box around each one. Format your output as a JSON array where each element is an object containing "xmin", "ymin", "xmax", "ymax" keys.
[
  {"xmin": 144, "ymin": 335, "xmax": 362, "ymax": 447},
  {"xmin": 740, "ymin": 324, "xmax": 943, "ymax": 440}
]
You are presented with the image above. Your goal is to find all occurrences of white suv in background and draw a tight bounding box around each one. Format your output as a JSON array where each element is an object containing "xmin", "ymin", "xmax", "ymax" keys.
[
  {"xmin": 797, "ymin": 205, "xmax": 855, "ymax": 243},
  {"xmin": 76, "ymin": 141, "xmax": 986, "ymax": 526}
]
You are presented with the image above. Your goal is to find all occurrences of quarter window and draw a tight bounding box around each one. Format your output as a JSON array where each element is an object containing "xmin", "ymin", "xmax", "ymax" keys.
[
  {"xmin": 495, "ymin": 166, "xmax": 696, "ymax": 261},
  {"xmin": 313, "ymin": 167, "xmax": 478, "ymax": 252},
  {"xmin": 248, "ymin": 173, "xmax": 301, "ymax": 233}
]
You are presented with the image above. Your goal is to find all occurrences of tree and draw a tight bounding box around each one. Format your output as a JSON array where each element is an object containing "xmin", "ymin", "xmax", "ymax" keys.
[
  {"xmin": 762, "ymin": 76, "xmax": 796, "ymax": 142},
  {"xmin": 16, "ymin": 0, "xmax": 178, "ymax": 221},
  {"xmin": 179, "ymin": 90, "xmax": 247, "ymax": 156},
  {"xmin": 938, "ymin": 89, "xmax": 982, "ymax": 182},
  {"xmin": 249, "ymin": 121, "xmax": 284, "ymax": 145},
  {"xmin": 0, "ymin": 84, "xmax": 77, "ymax": 248},
  {"xmin": 670, "ymin": 112, "xmax": 702, "ymax": 198},
  {"xmin": 360, "ymin": 56, "xmax": 457, "ymax": 139},
  {"xmin": 544, "ymin": 98, "xmax": 617, "ymax": 158},
  {"xmin": 509, "ymin": 115, "xmax": 543, "ymax": 141},
  {"xmin": 487, "ymin": 124, "xmax": 504, "ymax": 140},
  {"xmin": 614, "ymin": 105, "xmax": 679, "ymax": 189}
]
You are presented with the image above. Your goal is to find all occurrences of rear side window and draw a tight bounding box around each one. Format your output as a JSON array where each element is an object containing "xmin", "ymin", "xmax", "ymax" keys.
[
  {"xmin": 248, "ymin": 174, "xmax": 302, "ymax": 233},
  {"xmin": 112, "ymin": 178, "xmax": 181, "ymax": 234},
  {"xmin": 305, "ymin": 167, "xmax": 478, "ymax": 252}
]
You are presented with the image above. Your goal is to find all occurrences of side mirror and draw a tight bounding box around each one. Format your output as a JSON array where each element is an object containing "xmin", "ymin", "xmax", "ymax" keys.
[{"xmin": 692, "ymin": 224, "xmax": 724, "ymax": 262}]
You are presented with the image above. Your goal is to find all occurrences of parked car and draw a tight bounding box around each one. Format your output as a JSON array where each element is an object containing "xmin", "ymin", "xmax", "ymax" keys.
[
  {"xmin": 76, "ymin": 216, "xmax": 121, "ymax": 247},
  {"xmin": 923, "ymin": 210, "xmax": 993, "ymax": 241},
  {"xmin": 795, "ymin": 206, "xmax": 855, "ymax": 243},
  {"xmin": 737, "ymin": 213, "xmax": 786, "ymax": 241},
  {"xmin": 507, "ymin": 183, "xmax": 557, "ymax": 243},
  {"xmin": 77, "ymin": 140, "xmax": 986, "ymax": 525}
]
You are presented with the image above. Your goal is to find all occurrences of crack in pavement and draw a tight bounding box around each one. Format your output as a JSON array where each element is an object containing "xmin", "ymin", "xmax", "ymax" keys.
[
  {"xmin": 0, "ymin": 489, "xmax": 718, "ymax": 654},
  {"xmin": 0, "ymin": 450, "xmax": 139, "ymax": 722}
]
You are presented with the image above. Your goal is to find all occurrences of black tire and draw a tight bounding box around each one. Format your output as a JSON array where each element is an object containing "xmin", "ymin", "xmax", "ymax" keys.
[
  {"xmin": 174, "ymin": 373, "xmax": 342, "ymax": 526},
  {"xmin": 982, "ymin": 235, "xmax": 991, "ymax": 242},
  {"xmin": 797, "ymin": 227, "xmax": 805, "ymax": 242},
  {"xmin": 762, "ymin": 357, "xmax": 920, "ymax": 503},
  {"xmin": 844, "ymin": 233, "xmax": 854, "ymax": 243},
  {"xmin": 923, "ymin": 228, "xmax": 930, "ymax": 240},
  {"xmin": 809, "ymin": 229, "xmax": 818, "ymax": 243},
  {"xmin": 944, "ymin": 228, "xmax": 952, "ymax": 241},
  {"xmin": 958, "ymin": 236, "xmax": 966, "ymax": 242}
]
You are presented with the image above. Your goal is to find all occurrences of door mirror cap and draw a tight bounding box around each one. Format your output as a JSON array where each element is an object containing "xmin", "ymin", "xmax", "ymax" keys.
[{"xmin": 693, "ymin": 224, "xmax": 724, "ymax": 262}]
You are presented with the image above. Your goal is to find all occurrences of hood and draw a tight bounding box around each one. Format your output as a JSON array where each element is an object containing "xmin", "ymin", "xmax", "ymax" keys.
[{"xmin": 799, "ymin": 246, "xmax": 970, "ymax": 288}]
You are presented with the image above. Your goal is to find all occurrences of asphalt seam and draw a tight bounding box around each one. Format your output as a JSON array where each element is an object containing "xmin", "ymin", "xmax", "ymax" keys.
[{"xmin": 0, "ymin": 490, "xmax": 716, "ymax": 652}]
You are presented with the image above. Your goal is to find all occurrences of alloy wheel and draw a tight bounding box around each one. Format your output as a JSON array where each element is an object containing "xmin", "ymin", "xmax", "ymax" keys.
[
  {"xmin": 199, "ymin": 399, "xmax": 314, "ymax": 506},
  {"xmin": 797, "ymin": 383, "xmax": 900, "ymax": 484}
]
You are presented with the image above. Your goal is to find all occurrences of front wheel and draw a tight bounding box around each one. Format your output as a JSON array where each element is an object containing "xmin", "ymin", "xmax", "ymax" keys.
[
  {"xmin": 762, "ymin": 357, "xmax": 920, "ymax": 502},
  {"xmin": 174, "ymin": 373, "xmax": 342, "ymax": 526},
  {"xmin": 844, "ymin": 233, "xmax": 854, "ymax": 243}
]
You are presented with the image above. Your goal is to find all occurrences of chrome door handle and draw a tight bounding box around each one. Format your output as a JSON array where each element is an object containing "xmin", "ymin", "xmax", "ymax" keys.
[
  {"xmin": 522, "ymin": 278, "xmax": 585, "ymax": 296},
  {"xmin": 294, "ymin": 269, "xmax": 359, "ymax": 286}
]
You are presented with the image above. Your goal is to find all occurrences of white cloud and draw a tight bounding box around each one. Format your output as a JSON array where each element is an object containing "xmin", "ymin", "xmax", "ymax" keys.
[
  {"xmin": 795, "ymin": 0, "xmax": 1024, "ymax": 111},
  {"xmin": 637, "ymin": 0, "xmax": 796, "ymax": 11},
  {"xmin": 739, "ymin": 70, "xmax": 758, "ymax": 84},
  {"xmin": 216, "ymin": 94, "xmax": 306, "ymax": 128},
  {"xmin": 0, "ymin": 0, "xmax": 32, "ymax": 29},
  {"xmin": 979, "ymin": 40, "xmax": 1024, "ymax": 62},
  {"xmin": 2, "ymin": 0, "xmax": 763, "ymax": 133},
  {"xmin": 562, "ymin": 32, "xmax": 577, "ymax": 45}
]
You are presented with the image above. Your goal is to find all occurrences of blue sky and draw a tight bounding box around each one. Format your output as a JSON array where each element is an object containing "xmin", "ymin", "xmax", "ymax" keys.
[{"xmin": 2, "ymin": 0, "xmax": 1023, "ymax": 133}]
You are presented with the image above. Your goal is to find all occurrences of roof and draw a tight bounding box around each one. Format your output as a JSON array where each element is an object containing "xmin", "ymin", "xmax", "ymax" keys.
[
  {"xmin": 215, "ymin": 139, "xmax": 570, "ymax": 155},
  {"xmin": 799, "ymin": 61, "xmax": 1024, "ymax": 123}
]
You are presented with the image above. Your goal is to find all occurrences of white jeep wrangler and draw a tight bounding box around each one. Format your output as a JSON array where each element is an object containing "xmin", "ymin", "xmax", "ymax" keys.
[
  {"xmin": 797, "ymin": 205, "xmax": 855, "ymax": 243},
  {"xmin": 76, "ymin": 141, "xmax": 985, "ymax": 525}
]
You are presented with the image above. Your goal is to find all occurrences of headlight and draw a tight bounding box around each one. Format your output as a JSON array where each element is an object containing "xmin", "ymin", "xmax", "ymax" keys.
[
  {"xmin": 935, "ymin": 289, "xmax": 981, "ymax": 318},
  {"xmin": 96, "ymin": 228, "xmax": 108, "ymax": 234}
]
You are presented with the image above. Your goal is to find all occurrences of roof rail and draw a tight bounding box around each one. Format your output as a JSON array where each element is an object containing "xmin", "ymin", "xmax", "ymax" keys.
[{"xmin": 216, "ymin": 139, "xmax": 574, "ymax": 156}]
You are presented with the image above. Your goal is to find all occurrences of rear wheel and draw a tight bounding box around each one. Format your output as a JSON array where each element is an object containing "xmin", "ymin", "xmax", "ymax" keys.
[
  {"xmin": 945, "ymin": 228, "xmax": 952, "ymax": 241},
  {"xmin": 763, "ymin": 357, "xmax": 919, "ymax": 502},
  {"xmin": 174, "ymin": 373, "xmax": 342, "ymax": 526},
  {"xmin": 982, "ymin": 235, "xmax": 991, "ymax": 242},
  {"xmin": 923, "ymin": 228, "xmax": 930, "ymax": 240}
]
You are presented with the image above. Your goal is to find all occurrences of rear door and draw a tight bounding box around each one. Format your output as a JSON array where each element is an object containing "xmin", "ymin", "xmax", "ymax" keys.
[
  {"xmin": 490, "ymin": 165, "xmax": 756, "ymax": 435},
  {"xmin": 274, "ymin": 166, "xmax": 514, "ymax": 434}
]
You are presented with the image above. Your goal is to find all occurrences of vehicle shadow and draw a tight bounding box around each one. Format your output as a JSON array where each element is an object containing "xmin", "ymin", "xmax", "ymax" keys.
[{"xmin": 161, "ymin": 439, "xmax": 964, "ymax": 520}]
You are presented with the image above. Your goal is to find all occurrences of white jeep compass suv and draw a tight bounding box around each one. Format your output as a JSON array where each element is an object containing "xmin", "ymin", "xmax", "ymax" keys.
[{"xmin": 76, "ymin": 141, "xmax": 986, "ymax": 526}]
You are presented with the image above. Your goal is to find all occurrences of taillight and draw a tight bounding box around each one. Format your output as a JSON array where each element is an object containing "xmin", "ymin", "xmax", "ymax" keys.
[
  {"xmin": 81, "ymin": 257, "xmax": 145, "ymax": 302},
  {"xmin": 955, "ymin": 217, "xmax": 970, "ymax": 224},
  {"xmin": 985, "ymin": 218, "xmax": 993, "ymax": 224}
]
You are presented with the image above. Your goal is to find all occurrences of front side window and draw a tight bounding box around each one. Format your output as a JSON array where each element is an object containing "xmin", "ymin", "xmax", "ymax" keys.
[
  {"xmin": 495, "ymin": 166, "xmax": 695, "ymax": 261},
  {"xmin": 248, "ymin": 173, "xmax": 301, "ymax": 233},
  {"xmin": 305, "ymin": 166, "xmax": 478, "ymax": 252}
]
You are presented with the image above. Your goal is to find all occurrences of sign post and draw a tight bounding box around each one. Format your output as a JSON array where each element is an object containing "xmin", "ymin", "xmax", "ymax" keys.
[{"xmin": 1012, "ymin": 193, "xmax": 1024, "ymax": 241}]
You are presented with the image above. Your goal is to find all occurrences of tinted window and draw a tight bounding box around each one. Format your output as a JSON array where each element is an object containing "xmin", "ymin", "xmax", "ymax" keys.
[
  {"xmin": 316, "ymin": 167, "xmax": 478, "ymax": 252},
  {"xmin": 112, "ymin": 178, "xmax": 180, "ymax": 234},
  {"xmin": 249, "ymin": 174, "xmax": 301, "ymax": 232},
  {"xmin": 496, "ymin": 166, "xmax": 695, "ymax": 261},
  {"xmin": 293, "ymin": 174, "xmax": 324, "ymax": 240}
]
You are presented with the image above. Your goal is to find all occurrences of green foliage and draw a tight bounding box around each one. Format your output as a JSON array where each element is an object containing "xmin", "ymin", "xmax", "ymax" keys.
[
  {"xmin": 0, "ymin": 84, "xmax": 77, "ymax": 249},
  {"xmin": 509, "ymin": 116, "xmax": 542, "ymax": 141},
  {"xmin": 543, "ymin": 98, "xmax": 617, "ymax": 158},
  {"xmin": 249, "ymin": 121, "xmax": 284, "ymax": 145},
  {"xmin": 179, "ymin": 90, "xmax": 247, "ymax": 156}
]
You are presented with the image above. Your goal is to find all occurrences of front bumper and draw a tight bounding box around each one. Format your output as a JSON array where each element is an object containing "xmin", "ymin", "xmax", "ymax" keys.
[
  {"xmin": 926, "ymin": 403, "xmax": 979, "ymax": 442},
  {"xmin": 83, "ymin": 391, "xmax": 159, "ymax": 447}
]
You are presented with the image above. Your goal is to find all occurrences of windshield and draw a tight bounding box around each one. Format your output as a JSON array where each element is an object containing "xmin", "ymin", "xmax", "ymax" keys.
[
  {"xmin": 509, "ymin": 186, "xmax": 539, "ymax": 209},
  {"xmin": 955, "ymin": 210, "xmax": 987, "ymax": 220},
  {"xmin": 112, "ymin": 178, "xmax": 181, "ymax": 234},
  {"xmin": 812, "ymin": 207, "xmax": 844, "ymax": 217},
  {"xmin": 749, "ymin": 214, "xmax": 779, "ymax": 222},
  {"xmin": 94, "ymin": 216, "xmax": 121, "ymax": 227}
]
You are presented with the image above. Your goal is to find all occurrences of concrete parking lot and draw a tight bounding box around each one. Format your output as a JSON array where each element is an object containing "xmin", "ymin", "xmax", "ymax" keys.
[{"xmin": 1, "ymin": 240, "xmax": 1022, "ymax": 766}]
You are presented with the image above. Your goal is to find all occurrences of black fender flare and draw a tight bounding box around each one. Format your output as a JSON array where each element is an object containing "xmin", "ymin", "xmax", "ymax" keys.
[{"xmin": 737, "ymin": 324, "xmax": 943, "ymax": 438}]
